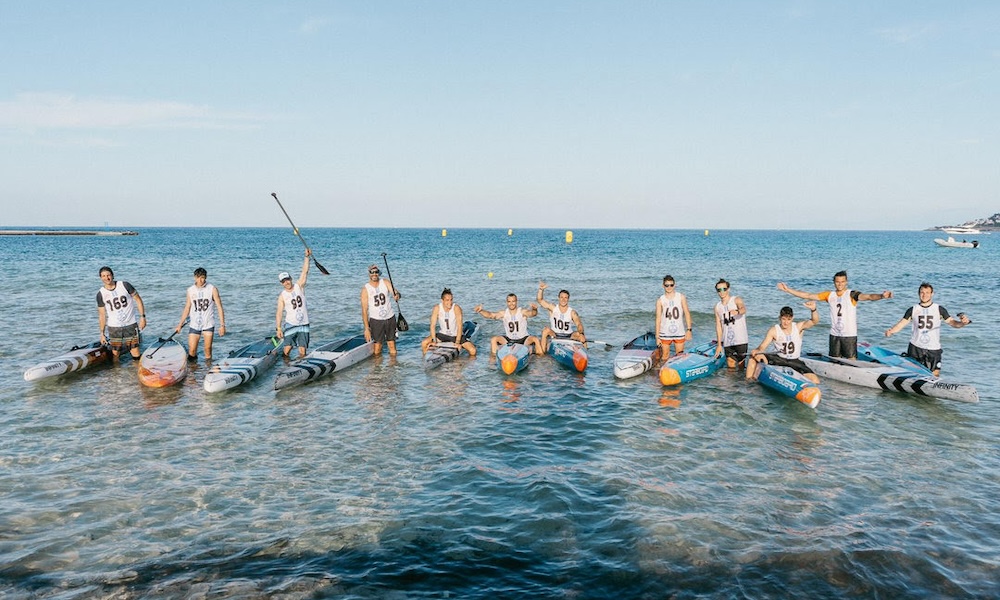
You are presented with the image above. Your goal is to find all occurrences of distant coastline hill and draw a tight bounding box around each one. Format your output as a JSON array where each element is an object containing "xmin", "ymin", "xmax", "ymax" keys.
[{"xmin": 931, "ymin": 212, "xmax": 999, "ymax": 231}]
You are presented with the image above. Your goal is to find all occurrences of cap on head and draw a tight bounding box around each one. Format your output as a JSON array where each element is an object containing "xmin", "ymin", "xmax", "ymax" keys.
[{"xmin": 278, "ymin": 272, "xmax": 291, "ymax": 282}]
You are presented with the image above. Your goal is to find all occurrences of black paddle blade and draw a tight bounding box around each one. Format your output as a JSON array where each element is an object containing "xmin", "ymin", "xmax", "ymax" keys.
[
  {"xmin": 396, "ymin": 314, "xmax": 409, "ymax": 332},
  {"xmin": 313, "ymin": 257, "xmax": 330, "ymax": 275}
]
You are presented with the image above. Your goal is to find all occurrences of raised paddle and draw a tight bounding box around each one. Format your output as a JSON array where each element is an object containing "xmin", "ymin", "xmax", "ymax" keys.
[
  {"xmin": 380, "ymin": 252, "xmax": 409, "ymax": 332},
  {"xmin": 270, "ymin": 192, "xmax": 330, "ymax": 275}
]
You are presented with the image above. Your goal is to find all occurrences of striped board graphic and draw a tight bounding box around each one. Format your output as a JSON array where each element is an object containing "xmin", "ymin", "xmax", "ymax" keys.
[
  {"xmin": 204, "ymin": 336, "xmax": 281, "ymax": 393},
  {"xmin": 424, "ymin": 321, "xmax": 480, "ymax": 370},
  {"xmin": 274, "ymin": 334, "xmax": 373, "ymax": 390},
  {"xmin": 613, "ymin": 332, "xmax": 661, "ymax": 379},
  {"xmin": 24, "ymin": 342, "xmax": 111, "ymax": 381}
]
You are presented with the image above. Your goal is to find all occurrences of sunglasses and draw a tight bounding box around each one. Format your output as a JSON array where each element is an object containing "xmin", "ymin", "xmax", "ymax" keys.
[
  {"xmin": 369, "ymin": 270, "xmax": 380, "ymax": 275},
  {"xmin": 716, "ymin": 287, "xmax": 728, "ymax": 292},
  {"xmin": 663, "ymin": 283, "xmax": 674, "ymax": 288}
]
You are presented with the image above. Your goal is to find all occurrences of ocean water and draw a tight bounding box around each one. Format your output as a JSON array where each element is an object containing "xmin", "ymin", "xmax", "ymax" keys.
[{"xmin": 1, "ymin": 227, "xmax": 998, "ymax": 598}]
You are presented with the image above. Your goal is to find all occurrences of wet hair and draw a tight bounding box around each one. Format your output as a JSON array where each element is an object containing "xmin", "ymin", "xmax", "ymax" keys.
[
  {"xmin": 716, "ymin": 278, "xmax": 729, "ymax": 288},
  {"xmin": 99, "ymin": 266, "xmax": 114, "ymax": 277},
  {"xmin": 919, "ymin": 282, "xmax": 934, "ymax": 293},
  {"xmin": 559, "ymin": 289, "xmax": 570, "ymax": 298},
  {"xmin": 194, "ymin": 267, "xmax": 207, "ymax": 277},
  {"xmin": 441, "ymin": 288, "xmax": 453, "ymax": 299},
  {"xmin": 833, "ymin": 270, "xmax": 848, "ymax": 280},
  {"xmin": 780, "ymin": 306, "xmax": 794, "ymax": 318},
  {"xmin": 506, "ymin": 293, "xmax": 517, "ymax": 301},
  {"xmin": 662, "ymin": 275, "xmax": 675, "ymax": 284}
]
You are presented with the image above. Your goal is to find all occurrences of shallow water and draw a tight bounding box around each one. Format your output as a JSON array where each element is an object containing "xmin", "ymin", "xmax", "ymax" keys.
[{"xmin": 1, "ymin": 228, "xmax": 998, "ymax": 598}]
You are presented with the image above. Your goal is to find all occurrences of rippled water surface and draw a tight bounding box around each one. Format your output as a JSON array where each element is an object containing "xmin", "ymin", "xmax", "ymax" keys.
[{"xmin": 2, "ymin": 228, "xmax": 998, "ymax": 598}]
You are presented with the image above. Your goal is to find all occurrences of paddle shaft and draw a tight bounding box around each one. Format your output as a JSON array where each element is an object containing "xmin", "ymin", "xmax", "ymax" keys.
[
  {"xmin": 380, "ymin": 253, "xmax": 409, "ymax": 331},
  {"xmin": 270, "ymin": 192, "xmax": 330, "ymax": 275},
  {"xmin": 147, "ymin": 321, "xmax": 186, "ymax": 358}
]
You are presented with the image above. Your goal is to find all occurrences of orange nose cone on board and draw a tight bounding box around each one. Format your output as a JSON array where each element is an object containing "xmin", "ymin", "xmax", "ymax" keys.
[
  {"xmin": 659, "ymin": 367, "xmax": 682, "ymax": 386},
  {"xmin": 572, "ymin": 350, "xmax": 588, "ymax": 372},
  {"xmin": 501, "ymin": 354, "xmax": 518, "ymax": 375},
  {"xmin": 796, "ymin": 387, "xmax": 821, "ymax": 409}
]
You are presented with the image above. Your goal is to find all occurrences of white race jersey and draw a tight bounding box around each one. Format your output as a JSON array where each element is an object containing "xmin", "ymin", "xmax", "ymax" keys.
[
  {"xmin": 97, "ymin": 281, "xmax": 139, "ymax": 328},
  {"xmin": 824, "ymin": 289, "xmax": 858, "ymax": 337},
  {"xmin": 366, "ymin": 280, "xmax": 394, "ymax": 321},
  {"xmin": 771, "ymin": 324, "xmax": 803, "ymax": 360},
  {"xmin": 187, "ymin": 283, "xmax": 217, "ymax": 331},
  {"xmin": 502, "ymin": 308, "xmax": 528, "ymax": 339},
  {"xmin": 281, "ymin": 283, "xmax": 309, "ymax": 326},
  {"xmin": 437, "ymin": 303, "xmax": 459, "ymax": 337},
  {"xmin": 549, "ymin": 305, "xmax": 577, "ymax": 335},
  {"xmin": 715, "ymin": 298, "xmax": 748, "ymax": 347},
  {"xmin": 906, "ymin": 303, "xmax": 948, "ymax": 351},
  {"xmin": 657, "ymin": 292, "xmax": 686, "ymax": 340}
]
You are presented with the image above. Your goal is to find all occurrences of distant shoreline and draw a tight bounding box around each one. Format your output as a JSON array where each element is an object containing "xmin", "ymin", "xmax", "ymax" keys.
[{"xmin": 0, "ymin": 230, "xmax": 138, "ymax": 236}]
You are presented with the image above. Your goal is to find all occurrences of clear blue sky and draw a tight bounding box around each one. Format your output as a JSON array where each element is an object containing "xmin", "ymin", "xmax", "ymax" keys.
[{"xmin": 2, "ymin": 1, "xmax": 997, "ymax": 229}]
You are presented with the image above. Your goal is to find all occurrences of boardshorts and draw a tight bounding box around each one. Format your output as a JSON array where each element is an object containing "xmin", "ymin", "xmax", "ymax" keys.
[
  {"xmin": 368, "ymin": 317, "xmax": 397, "ymax": 343},
  {"xmin": 829, "ymin": 335, "xmax": 858, "ymax": 359},
  {"xmin": 107, "ymin": 323, "xmax": 140, "ymax": 352},
  {"xmin": 905, "ymin": 343, "xmax": 943, "ymax": 372}
]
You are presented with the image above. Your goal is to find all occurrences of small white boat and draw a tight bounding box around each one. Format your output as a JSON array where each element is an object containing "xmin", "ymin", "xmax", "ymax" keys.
[
  {"xmin": 273, "ymin": 334, "xmax": 373, "ymax": 390},
  {"xmin": 203, "ymin": 336, "xmax": 281, "ymax": 392},
  {"xmin": 941, "ymin": 226, "xmax": 981, "ymax": 235},
  {"xmin": 933, "ymin": 236, "xmax": 979, "ymax": 248}
]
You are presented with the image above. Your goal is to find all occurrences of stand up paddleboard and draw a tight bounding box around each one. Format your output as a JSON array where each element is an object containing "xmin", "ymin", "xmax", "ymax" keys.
[
  {"xmin": 203, "ymin": 336, "xmax": 281, "ymax": 393},
  {"xmin": 613, "ymin": 332, "xmax": 661, "ymax": 379},
  {"xmin": 24, "ymin": 342, "xmax": 111, "ymax": 382},
  {"xmin": 497, "ymin": 342, "xmax": 531, "ymax": 375},
  {"xmin": 751, "ymin": 362, "xmax": 821, "ymax": 409},
  {"xmin": 424, "ymin": 321, "xmax": 480, "ymax": 370},
  {"xmin": 659, "ymin": 340, "xmax": 725, "ymax": 386},
  {"xmin": 548, "ymin": 338, "xmax": 588, "ymax": 372},
  {"xmin": 138, "ymin": 338, "xmax": 189, "ymax": 388},
  {"xmin": 274, "ymin": 334, "xmax": 373, "ymax": 390}
]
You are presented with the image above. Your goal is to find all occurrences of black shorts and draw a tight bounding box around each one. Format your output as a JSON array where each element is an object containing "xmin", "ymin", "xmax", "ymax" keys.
[
  {"xmin": 437, "ymin": 333, "xmax": 457, "ymax": 343},
  {"xmin": 905, "ymin": 343, "xmax": 942, "ymax": 372},
  {"xmin": 107, "ymin": 323, "xmax": 140, "ymax": 352},
  {"xmin": 503, "ymin": 336, "xmax": 528, "ymax": 345},
  {"xmin": 369, "ymin": 317, "xmax": 397, "ymax": 343},
  {"xmin": 763, "ymin": 353, "xmax": 814, "ymax": 375},
  {"xmin": 723, "ymin": 343, "xmax": 748, "ymax": 362},
  {"xmin": 829, "ymin": 335, "xmax": 858, "ymax": 359}
]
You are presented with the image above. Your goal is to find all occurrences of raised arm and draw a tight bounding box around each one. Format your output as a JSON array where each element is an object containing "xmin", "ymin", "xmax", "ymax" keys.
[
  {"xmin": 536, "ymin": 281, "xmax": 555, "ymax": 312},
  {"xmin": 776, "ymin": 282, "xmax": 821, "ymax": 301},
  {"xmin": 297, "ymin": 249, "xmax": 310, "ymax": 288},
  {"xmin": 798, "ymin": 300, "xmax": 820, "ymax": 332}
]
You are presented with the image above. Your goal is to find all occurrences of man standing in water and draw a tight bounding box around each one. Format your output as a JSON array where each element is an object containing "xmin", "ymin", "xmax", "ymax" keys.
[
  {"xmin": 777, "ymin": 270, "xmax": 892, "ymax": 359},
  {"xmin": 884, "ymin": 282, "xmax": 971, "ymax": 376},
  {"xmin": 96, "ymin": 266, "xmax": 146, "ymax": 361},
  {"xmin": 713, "ymin": 278, "xmax": 749, "ymax": 368},
  {"xmin": 175, "ymin": 267, "xmax": 225, "ymax": 361},
  {"xmin": 655, "ymin": 275, "xmax": 692, "ymax": 360},
  {"xmin": 362, "ymin": 263, "xmax": 401, "ymax": 356},
  {"xmin": 276, "ymin": 250, "xmax": 311, "ymax": 359},
  {"xmin": 536, "ymin": 281, "xmax": 586, "ymax": 352}
]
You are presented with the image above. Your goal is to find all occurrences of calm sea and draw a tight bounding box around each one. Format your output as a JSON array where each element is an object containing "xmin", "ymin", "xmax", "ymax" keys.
[{"xmin": 1, "ymin": 228, "xmax": 997, "ymax": 598}]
